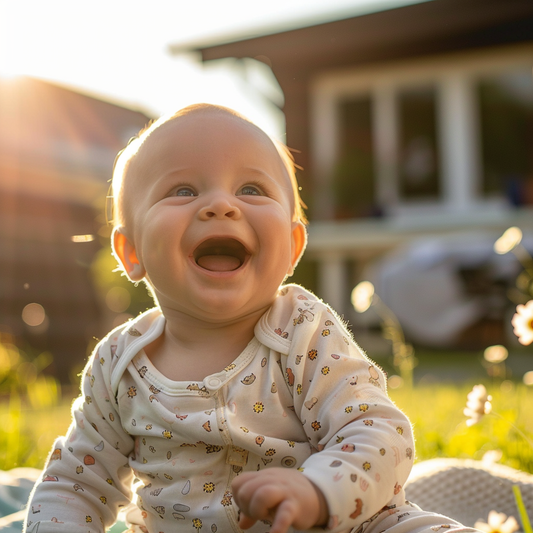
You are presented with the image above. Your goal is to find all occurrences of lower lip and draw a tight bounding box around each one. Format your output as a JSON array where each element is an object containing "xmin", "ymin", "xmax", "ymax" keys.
[{"xmin": 189, "ymin": 256, "xmax": 249, "ymax": 278}]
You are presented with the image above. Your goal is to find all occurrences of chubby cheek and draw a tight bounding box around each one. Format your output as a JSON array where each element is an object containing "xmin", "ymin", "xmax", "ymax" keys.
[
  {"xmin": 139, "ymin": 231, "xmax": 166, "ymax": 266},
  {"xmin": 257, "ymin": 220, "xmax": 294, "ymax": 277},
  {"xmin": 139, "ymin": 226, "xmax": 185, "ymax": 283}
]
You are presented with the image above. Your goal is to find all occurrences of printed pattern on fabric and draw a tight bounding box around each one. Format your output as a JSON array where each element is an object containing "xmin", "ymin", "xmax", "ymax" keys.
[{"xmin": 23, "ymin": 285, "xmax": 467, "ymax": 533}]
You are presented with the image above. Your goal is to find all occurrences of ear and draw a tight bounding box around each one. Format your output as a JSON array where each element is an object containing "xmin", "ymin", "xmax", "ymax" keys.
[
  {"xmin": 112, "ymin": 227, "xmax": 146, "ymax": 282},
  {"xmin": 287, "ymin": 222, "xmax": 307, "ymax": 276}
]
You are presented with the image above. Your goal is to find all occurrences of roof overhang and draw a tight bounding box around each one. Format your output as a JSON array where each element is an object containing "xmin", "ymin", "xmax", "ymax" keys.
[{"xmin": 170, "ymin": 0, "xmax": 533, "ymax": 73}]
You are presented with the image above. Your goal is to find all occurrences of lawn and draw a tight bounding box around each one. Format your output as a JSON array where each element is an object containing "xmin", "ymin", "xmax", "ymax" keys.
[
  {"xmin": 1, "ymin": 380, "xmax": 531, "ymax": 473},
  {"xmin": 391, "ymin": 382, "xmax": 533, "ymax": 473}
]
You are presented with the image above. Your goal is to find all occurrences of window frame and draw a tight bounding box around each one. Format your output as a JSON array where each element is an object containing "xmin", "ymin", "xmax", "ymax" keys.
[{"xmin": 310, "ymin": 43, "xmax": 533, "ymax": 221}]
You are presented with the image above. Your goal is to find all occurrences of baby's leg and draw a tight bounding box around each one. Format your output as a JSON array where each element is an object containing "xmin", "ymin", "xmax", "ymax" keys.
[{"xmin": 353, "ymin": 501, "xmax": 480, "ymax": 533}]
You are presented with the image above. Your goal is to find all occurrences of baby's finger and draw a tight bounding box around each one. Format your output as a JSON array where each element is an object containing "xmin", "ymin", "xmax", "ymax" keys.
[
  {"xmin": 232, "ymin": 475, "xmax": 263, "ymax": 512},
  {"xmin": 231, "ymin": 471, "xmax": 255, "ymax": 493},
  {"xmin": 238, "ymin": 512, "xmax": 258, "ymax": 531},
  {"xmin": 246, "ymin": 484, "xmax": 284, "ymax": 522},
  {"xmin": 270, "ymin": 499, "xmax": 298, "ymax": 533}
]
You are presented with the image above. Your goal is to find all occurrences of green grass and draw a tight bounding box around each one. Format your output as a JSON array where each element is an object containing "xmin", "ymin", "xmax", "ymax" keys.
[
  {"xmin": 0, "ymin": 393, "xmax": 72, "ymax": 470},
  {"xmin": 1, "ymin": 382, "xmax": 531, "ymax": 473},
  {"xmin": 390, "ymin": 382, "xmax": 533, "ymax": 472}
]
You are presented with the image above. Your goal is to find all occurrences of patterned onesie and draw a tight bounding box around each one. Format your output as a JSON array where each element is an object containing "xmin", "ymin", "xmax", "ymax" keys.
[{"xmin": 24, "ymin": 285, "xmax": 477, "ymax": 533}]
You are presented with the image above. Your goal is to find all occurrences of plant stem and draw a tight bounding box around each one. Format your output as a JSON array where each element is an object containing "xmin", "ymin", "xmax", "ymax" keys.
[
  {"xmin": 373, "ymin": 296, "xmax": 415, "ymax": 390},
  {"xmin": 513, "ymin": 485, "xmax": 532, "ymax": 533}
]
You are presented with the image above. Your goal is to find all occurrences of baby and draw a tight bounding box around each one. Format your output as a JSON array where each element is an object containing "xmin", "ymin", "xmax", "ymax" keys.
[{"xmin": 25, "ymin": 104, "xmax": 476, "ymax": 533}]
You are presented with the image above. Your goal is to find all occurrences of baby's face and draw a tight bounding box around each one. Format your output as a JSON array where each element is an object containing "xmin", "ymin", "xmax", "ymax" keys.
[{"xmin": 115, "ymin": 111, "xmax": 305, "ymax": 323}]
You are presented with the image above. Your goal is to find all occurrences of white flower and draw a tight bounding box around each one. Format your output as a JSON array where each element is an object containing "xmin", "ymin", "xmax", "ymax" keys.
[
  {"xmin": 481, "ymin": 449, "xmax": 503, "ymax": 466},
  {"xmin": 511, "ymin": 300, "xmax": 533, "ymax": 346},
  {"xmin": 474, "ymin": 511, "xmax": 519, "ymax": 533},
  {"xmin": 494, "ymin": 227, "xmax": 522, "ymax": 254},
  {"xmin": 464, "ymin": 384, "xmax": 492, "ymax": 426},
  {"xmin": 351, "ymin": 281, "xmax": 375, "ymax": 313}
]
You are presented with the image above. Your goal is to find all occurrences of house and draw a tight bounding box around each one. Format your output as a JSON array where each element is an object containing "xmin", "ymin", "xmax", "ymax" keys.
[
  {"xmin": 170, "ymin": 0, "xmax": 533, "ymax": 349},
  {"xmin": 0, "ymin": 77, "xmax": 152, "ymax": 381}
]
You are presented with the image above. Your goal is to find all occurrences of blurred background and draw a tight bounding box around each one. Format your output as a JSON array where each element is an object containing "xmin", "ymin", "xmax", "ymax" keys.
[{"xmin": 1, "ymin": 0, "xmax": 533, "ymax": 473}]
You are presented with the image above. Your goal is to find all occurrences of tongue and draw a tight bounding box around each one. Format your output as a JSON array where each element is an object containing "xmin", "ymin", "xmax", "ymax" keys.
[{"xmin": 197, "ymin": 255, "xmax": 241, "ymax": 272}]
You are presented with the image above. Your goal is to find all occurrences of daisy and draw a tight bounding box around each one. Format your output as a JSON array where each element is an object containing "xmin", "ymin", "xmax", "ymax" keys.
[
  {"xmin": 474, "ymin": 511, "xmax": 519, "ymax": 533},
  {"xmin": 464, "ymin": 384, "xmax": 492, "ymax": 426},
  {"xmin": 511, "ymin": 300, "xmax": 533, "ymax": 345}
]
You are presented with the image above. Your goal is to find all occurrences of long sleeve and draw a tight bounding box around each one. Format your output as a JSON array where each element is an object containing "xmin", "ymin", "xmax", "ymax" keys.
[
  {"xmin": 256, "ymin": 285, "xmax": 414, "ymax": 533},
  {"xmin": 24, "ymin": 336, "xmax": 136, "ymax": 533}
]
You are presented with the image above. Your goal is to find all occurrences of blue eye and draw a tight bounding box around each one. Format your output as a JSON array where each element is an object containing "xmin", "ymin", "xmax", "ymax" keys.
[
  {"xmin": 239, "ymin": 185, "xmax": 262, "ymax": 196},
  {"xmin": 173, "ymin": 187, "xmax": 196, "ymax": 197}
]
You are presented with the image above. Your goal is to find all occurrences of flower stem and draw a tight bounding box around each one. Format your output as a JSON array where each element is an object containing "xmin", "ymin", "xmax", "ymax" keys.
[{"xmin": 513, "ymin": 485, "xmax": 532, "ymax": 533}]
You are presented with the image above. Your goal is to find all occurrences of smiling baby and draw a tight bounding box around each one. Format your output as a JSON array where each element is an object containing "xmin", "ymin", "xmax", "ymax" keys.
[{"xmin": 24, "ymin": 104, "xmax": 479, "ymax": 533}]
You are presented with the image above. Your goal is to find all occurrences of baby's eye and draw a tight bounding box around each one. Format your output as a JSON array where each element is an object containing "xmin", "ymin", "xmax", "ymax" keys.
[
  {"xmin": 238, "ymin": 184, "xmax": 263, "ymax": 196},
  {"xmin": 171, "ymin": 186, "xmax": 196, "ymax": 197}
]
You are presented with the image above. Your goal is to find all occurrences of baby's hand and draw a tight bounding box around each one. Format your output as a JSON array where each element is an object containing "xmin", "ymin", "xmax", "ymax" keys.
[{"xmin": 231, "ymin": 468, "xmax": 328, "ymax": 533}]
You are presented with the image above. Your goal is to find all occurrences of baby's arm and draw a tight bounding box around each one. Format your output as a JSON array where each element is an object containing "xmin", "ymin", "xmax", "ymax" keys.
[
  {"xmin": 288, "ymin": 305, "xmax": 413, "ymax": 531},
  {"xmin": 24, "ymin": 339, "xmax": 135, "ymax": 532},
  {"xmin": 255, "ymin": 287, "xmax": 415, "ymax": 532},
  {"xmin": 232, "ymin": 467, "xmax": 328, "ymax": 533}
]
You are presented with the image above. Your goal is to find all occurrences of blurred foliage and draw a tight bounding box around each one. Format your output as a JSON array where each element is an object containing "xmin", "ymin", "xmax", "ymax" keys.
[
  {"xmin": 0, "ymin": 236, "xmax": 157, "ymax": 472},
  {"xmin": 0, "ymin": 335, "xmax": 60, "ymax": 406},
  {"xmin": 89, "ymin": 241, "xmax": 154, "ymax": 321},
  {"xmin": 0, "ymin": 334, "xmax": 64, "ymax": 469}
]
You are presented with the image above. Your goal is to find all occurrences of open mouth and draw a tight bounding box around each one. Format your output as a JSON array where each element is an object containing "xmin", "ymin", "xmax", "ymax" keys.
[{"xmin": 193, "ymin": 238, "xmax": 249, "ymax": 272}]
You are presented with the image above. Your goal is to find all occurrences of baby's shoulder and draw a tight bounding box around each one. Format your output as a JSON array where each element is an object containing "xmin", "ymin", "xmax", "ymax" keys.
[
  {"xmin": 95, "ymin": 307, "xmax": 163, "ymax": 366},
  {"xmin": 255, "ymin": 284, "xmax": 354, "ymax": 352}
]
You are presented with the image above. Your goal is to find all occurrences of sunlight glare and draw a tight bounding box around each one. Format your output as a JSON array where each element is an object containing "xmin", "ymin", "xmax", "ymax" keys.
[
  {"xmin": 0, "ymin": 0, "xmax": 419, "ymax": 139},
  {"xmin": 483, "ymin": 345, "xmax": 508, "ymax": 364},
  {"xmin": 351, "ymin": 281, "xmax": 375, "ymax": 313},
  {"xmin": 22, "ymin": 303, "xmax": 46, "ymax": 327},
  {"xmin": 71, "ymin": 235, "xmax": 95, "ymax": 243}
]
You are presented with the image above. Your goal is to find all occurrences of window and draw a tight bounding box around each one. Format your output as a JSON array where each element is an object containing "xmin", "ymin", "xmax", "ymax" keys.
[
  {"xmin": 398, "ymin": 86, "xmax": 440, "ymax": 200},
  {"xmin": 312, "ymin": 45, "xmax": 533, "ymax": 221},
  {"xmin": 334, "ymin": 97, "xmax": 376, "ymax": 218},
  {"xmin": 478, "ymin": 69, "xmax": 533, "ymax": 205}
]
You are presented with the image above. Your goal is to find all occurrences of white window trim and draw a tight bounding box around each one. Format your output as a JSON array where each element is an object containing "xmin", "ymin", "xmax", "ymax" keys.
[{"xmin": 310, "ymin": 43, "xmax": 533, "ymax": 221}]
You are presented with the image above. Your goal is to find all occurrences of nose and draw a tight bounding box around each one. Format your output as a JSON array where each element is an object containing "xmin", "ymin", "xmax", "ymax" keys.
[{"xmin": 198, "ymin": 195, "xmax": 241, "ymax": 221}]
